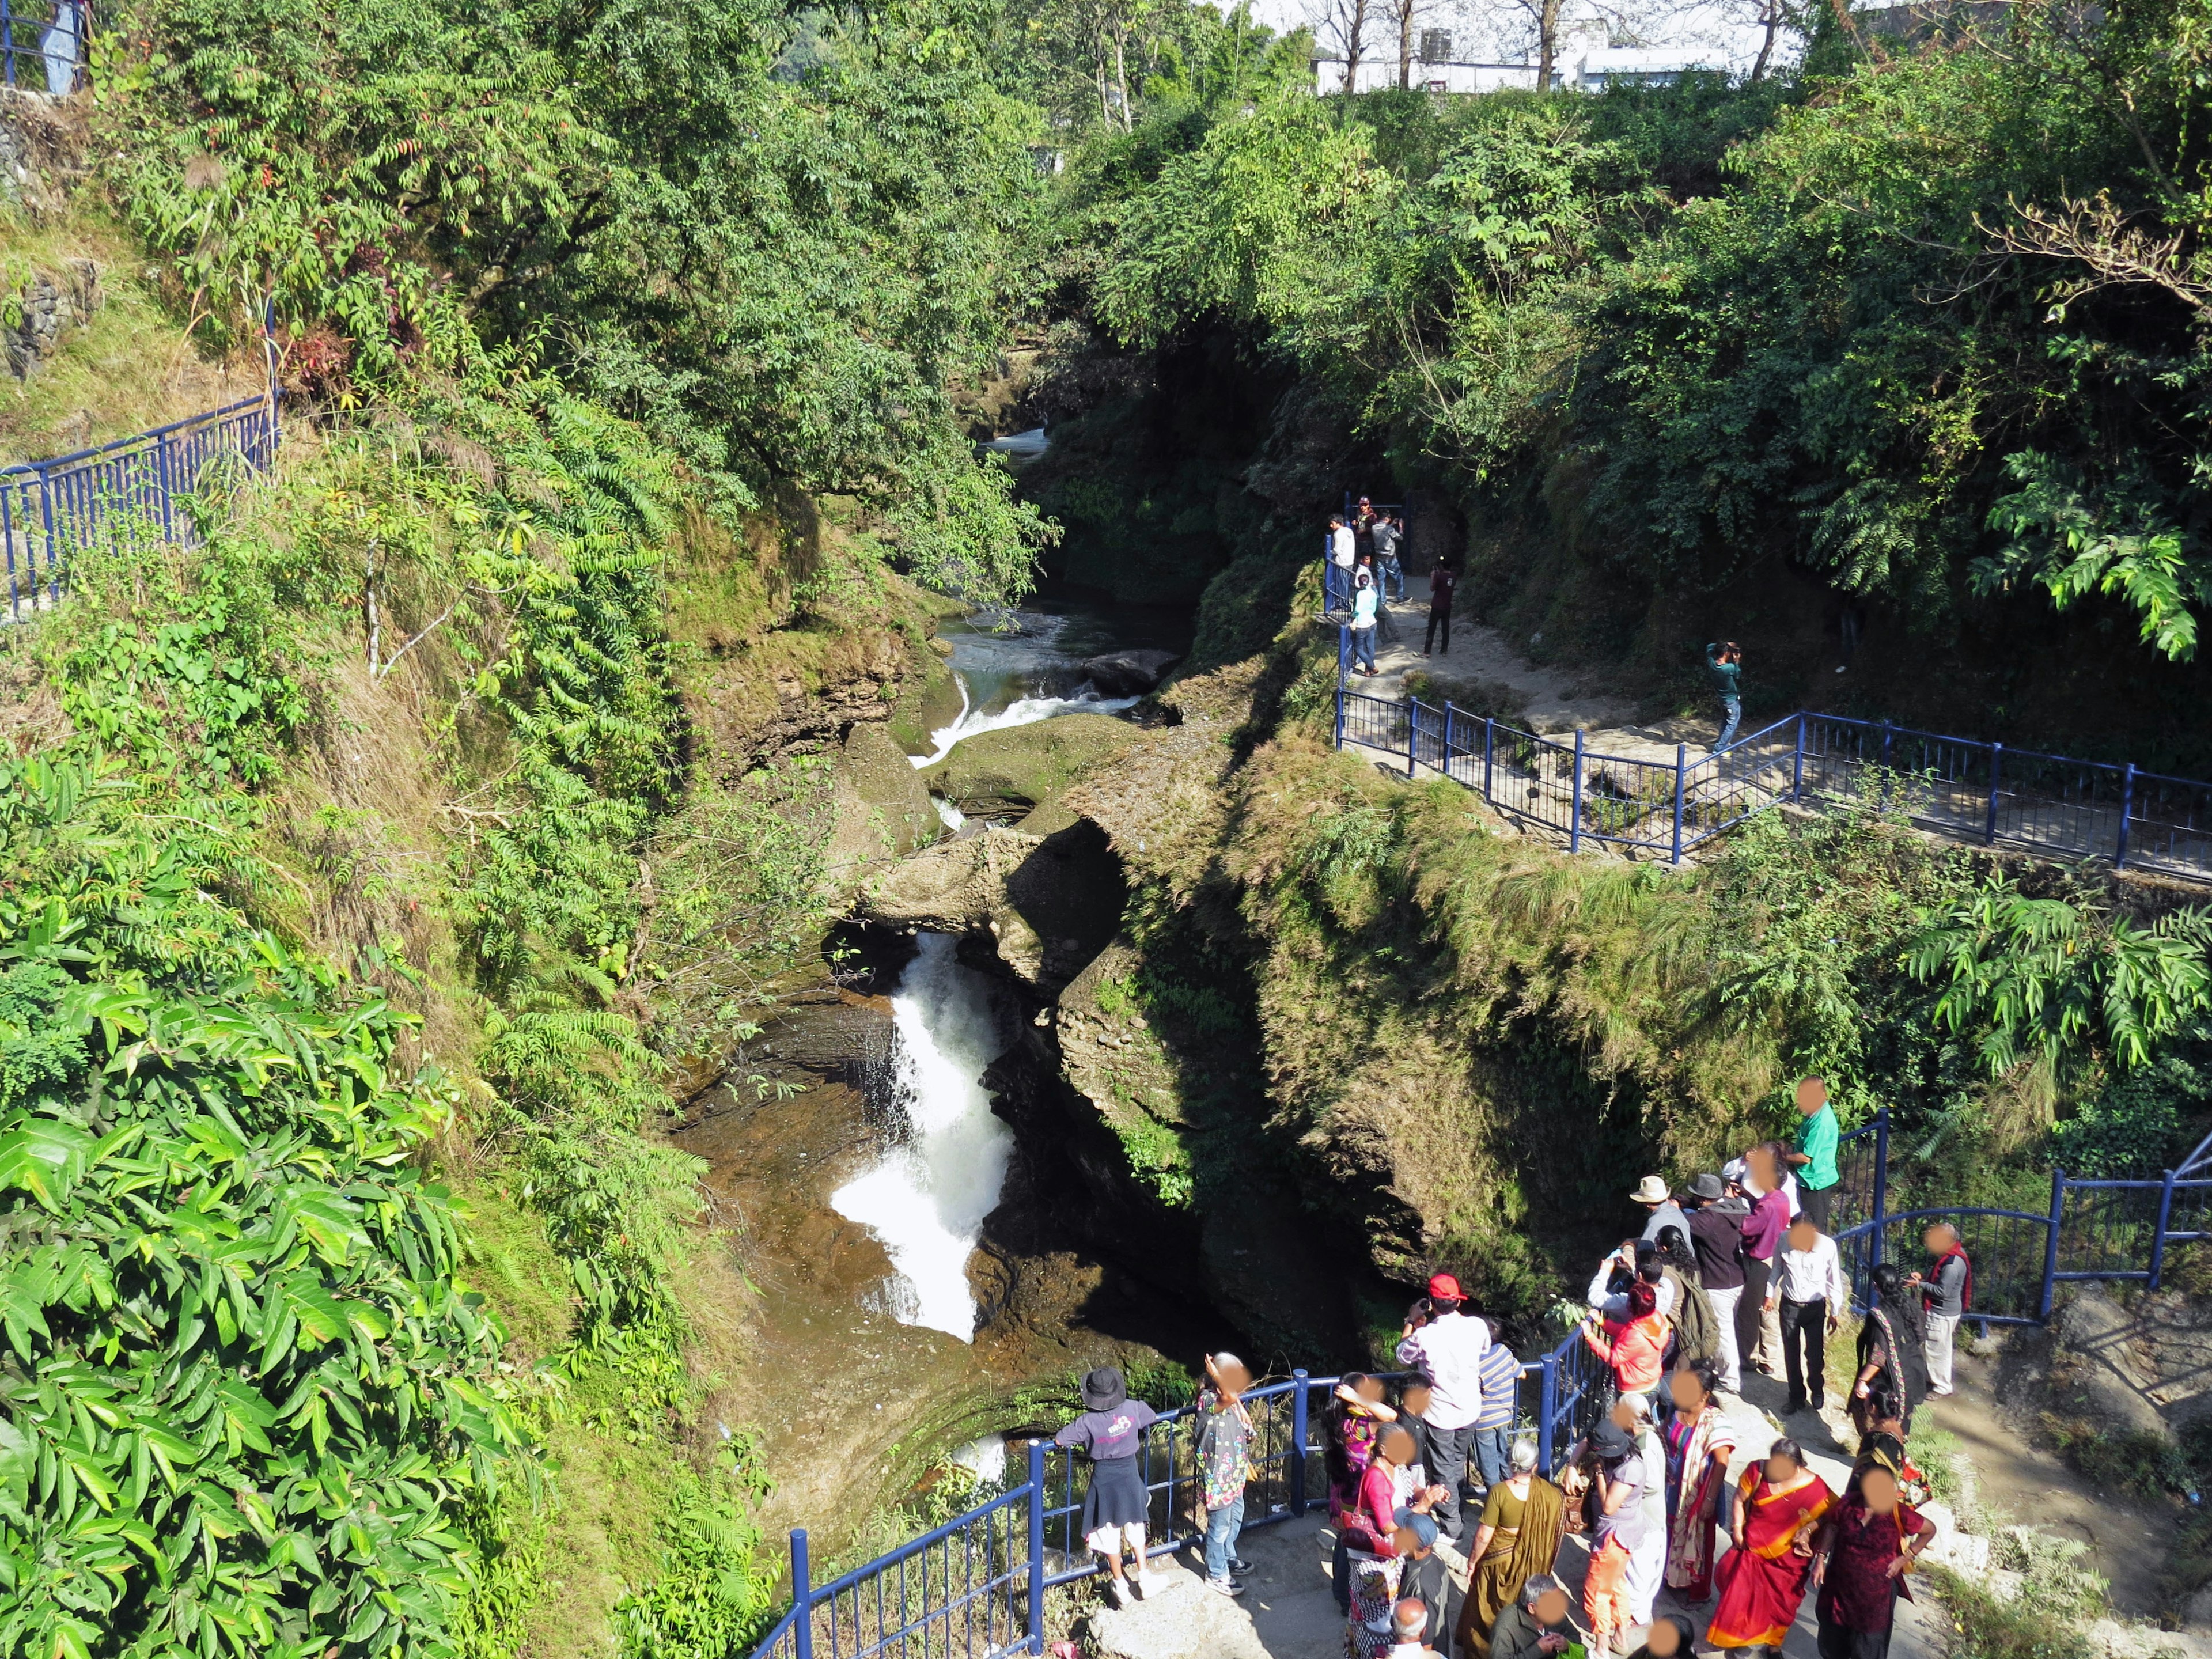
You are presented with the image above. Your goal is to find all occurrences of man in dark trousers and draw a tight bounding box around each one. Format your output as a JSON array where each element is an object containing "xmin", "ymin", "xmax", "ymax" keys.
[
  {"xmin": 1707, "ymin": 641, "xmax": 1743, "ymax": 753},
  {"xmin": 1426, "ymin": 563, "xmax": 1457, "ymax": 656}
]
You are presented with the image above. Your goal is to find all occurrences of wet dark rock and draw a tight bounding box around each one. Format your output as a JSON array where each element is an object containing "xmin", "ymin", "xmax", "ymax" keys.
[{"xmin": 1080, "ymin": 649, "xmax": 1180, "ymax": 696}]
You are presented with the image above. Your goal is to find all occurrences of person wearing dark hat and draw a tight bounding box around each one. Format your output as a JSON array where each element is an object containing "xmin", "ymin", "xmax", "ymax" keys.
[
  {"xmin": 1580, "ymin": 1417, "xmax": 1652, "ymax": 1659},
  {"xmin": 1684, "ymin": 1171, "xmax": 1748, "ymax": 1392},
  {"xmin": 1394, "ymin": 1271, "xmax": 1494, "ymax": 1541},
  {"xmin": 1052, "ymin": 1366, "xmax": 1164, "ymax": 1607}
]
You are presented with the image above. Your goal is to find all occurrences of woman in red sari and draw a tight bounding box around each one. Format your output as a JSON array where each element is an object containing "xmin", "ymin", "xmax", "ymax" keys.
[
  {"xmin": 1662, "ymin": 1362, "xmax": 1737, "ymax": 1603},
  {"xmin": 1707, "ymin": 1438, "xmax": 1834, "ymax": 1654}
]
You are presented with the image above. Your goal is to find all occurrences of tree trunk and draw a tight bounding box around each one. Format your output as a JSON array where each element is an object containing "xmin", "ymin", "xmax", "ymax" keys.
[
  {"xmin": 1537, "ymin": 0, "xmax": 1562, "ymax": 88},
  {"xmin": 1344, "ymin": 0, "xmax": 1368, "ymax": 90},
  {"xmin": 1398, "ymin": 0, "xmax": 1414, "ymax": 88},
  {"xmin": 1113, "ymin": 31, "xmax": 1132, "ymax": 130},
  {"xmin": 1750, "ymin": 0, "xmax": 1781, "ymax": 81}
]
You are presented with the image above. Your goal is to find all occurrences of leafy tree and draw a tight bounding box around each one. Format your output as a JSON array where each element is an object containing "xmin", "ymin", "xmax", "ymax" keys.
[{"xmin": 0, "ymin": 760, "xmax": 527, "ymax": 1659}]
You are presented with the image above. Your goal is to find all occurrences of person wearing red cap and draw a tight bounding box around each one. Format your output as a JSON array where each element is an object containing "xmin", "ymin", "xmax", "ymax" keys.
[{"xmin": 1393, "ymin": 1272, "xmax": 1493, "ymax": 1541}]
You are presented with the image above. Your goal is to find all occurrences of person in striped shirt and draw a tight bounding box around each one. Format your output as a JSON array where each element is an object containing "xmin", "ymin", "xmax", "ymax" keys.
[{"xmin": 1472, "ymin": 1336, "xmax": 1523, "ymax": 1494}]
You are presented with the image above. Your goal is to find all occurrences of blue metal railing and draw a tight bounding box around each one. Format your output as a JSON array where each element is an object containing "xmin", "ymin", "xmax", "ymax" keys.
[
  {"xmin": 747, "ymin": 1111, "xmax": 2212, "ymax": 1657},
  {"xmin": 0, "ymin": 0, "xmax": 85, "ymax": 93},
  {"xmin": 1, "ymin": 394, "xmax": 279, "ymax": 622},
  {"xmin": 1336, "ymin": 680, "xmax": 2212, "ymax": 884}
]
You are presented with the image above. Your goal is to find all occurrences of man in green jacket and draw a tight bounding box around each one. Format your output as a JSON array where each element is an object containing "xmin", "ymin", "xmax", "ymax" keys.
[
  {"xmin": 1488, "ymin": 1574, "xmax": 1577, "ymax": 1659},
  {"xmin": 1706, "ymin": 641, "xmax": 1742, "ymax": 754}
]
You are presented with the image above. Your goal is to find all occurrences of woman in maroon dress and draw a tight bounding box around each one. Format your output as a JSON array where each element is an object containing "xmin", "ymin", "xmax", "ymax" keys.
[{"xmin": 1810, "ymin": 1465, "xmax": 1936, "ymax": 1659}]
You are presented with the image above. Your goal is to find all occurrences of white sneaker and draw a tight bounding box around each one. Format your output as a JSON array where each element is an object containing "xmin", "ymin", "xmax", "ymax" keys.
[
  {"xmin": 1109, "ymin": 1579, "xmax": 1132, "ymax": 1608},
  {"xmin": 1137, "ymin": 1571, "xmax": 1168, "ymax": 1600}
]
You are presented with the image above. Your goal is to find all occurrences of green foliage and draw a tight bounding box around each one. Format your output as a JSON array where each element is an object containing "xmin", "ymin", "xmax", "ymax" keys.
[
  {"xmin": 1079, "ymin": 19, "xmax": 2212, "ymax": 663},
  {"xmin": 42, "ymin": 530, "xmax": 313, "ymax": 786},
  {"xmin": 1907, "ymin": 886, "xmax": 2212, "ymax": 1076},
  {"xmin": 612, "ymin": 1448, "xmax": 774, "ymax": 1659},
  {"xmin": 108, "ymin": 0, "xmax": 1055, "ymax": 604},
  {"xmin": 0, "ymin": 757, "xmax": 527, "ymax": 1659}
]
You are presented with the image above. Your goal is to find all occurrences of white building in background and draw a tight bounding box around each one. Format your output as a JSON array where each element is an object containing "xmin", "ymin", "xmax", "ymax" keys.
[
  {"xmin": 1313, "ymin": 54, "xmax": 1543, "ymax": 93},
  {"xmin": 1568, "ymin": 45, "xmax": 1725, "ymax": 88}
]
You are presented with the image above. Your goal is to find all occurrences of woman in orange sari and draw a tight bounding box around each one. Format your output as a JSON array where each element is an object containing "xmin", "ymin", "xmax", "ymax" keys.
[{"xmin": 1706, "ymin": 1438, "xmax": 1834, "ymax": 1654}]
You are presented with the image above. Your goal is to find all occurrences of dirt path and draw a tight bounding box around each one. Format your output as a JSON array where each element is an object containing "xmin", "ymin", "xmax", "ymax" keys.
[
  {"xmin": 1361, "ymin": 581, "xmax": 1718, "ymax": 762},
  {"xmin": 1932, "ymin": 1340, "xmax": 2184, "ymax": 1623}
]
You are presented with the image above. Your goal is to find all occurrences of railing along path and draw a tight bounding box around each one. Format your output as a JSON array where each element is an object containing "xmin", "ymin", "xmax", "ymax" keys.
[
  {"xmin": 1331, "ymin": 623, "xmax": 2212, "ymax": 884},
  {"xmin": 1, "ymin": 395, "xmax": 278, "ymax": 622}
]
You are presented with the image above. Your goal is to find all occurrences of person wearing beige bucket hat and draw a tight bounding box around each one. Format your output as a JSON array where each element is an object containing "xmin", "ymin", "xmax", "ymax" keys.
[{"xmin": 1631, "ymin": 1175, "xmax": 1687, "ymax": 1245}]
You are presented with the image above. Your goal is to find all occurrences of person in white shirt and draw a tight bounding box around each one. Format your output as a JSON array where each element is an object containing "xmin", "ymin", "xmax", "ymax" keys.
[
  {"xmin": 1328, "ymin": 516, "xmax": 1357, "ymax": 608},
  {"xmin": 1385, "ymin": 1597, "xmax": 1445, "ymax": 1658},
  {"xmin": 1767, "ymin": 1216, "xmax": 1846, "ymax": 1416},
  {"xmin": 1394, "ymin": 1272, "xmax": 1492, "ymax": 1541},
  {"xmin": 1586, "ymin": 1240, "xmax": 1677, "ymax": 1321}
]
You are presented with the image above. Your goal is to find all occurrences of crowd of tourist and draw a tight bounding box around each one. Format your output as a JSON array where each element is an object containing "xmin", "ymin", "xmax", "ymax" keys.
[{"xmin": 1051, "ymin": 1075, "xmax": 1969, "ymax": 1659}]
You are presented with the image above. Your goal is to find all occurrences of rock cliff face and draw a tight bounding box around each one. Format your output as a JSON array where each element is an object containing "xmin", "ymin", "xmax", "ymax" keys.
[
  {"xmin": 855, "ymin": 821, "xmax": 1125, "ymax": 995},
  {"xmin": 3, "ymin": 258, "xmax": 99, "ymax": 382}
]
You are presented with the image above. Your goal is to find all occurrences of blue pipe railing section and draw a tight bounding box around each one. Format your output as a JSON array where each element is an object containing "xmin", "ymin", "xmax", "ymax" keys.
[
  {"xmin": 1, "ymin": 394, "xmax": 279, "ymax": 622},
  {"xmin": 1335, "ymin": 681, "xmax": 2212, "ymax": 885},
  {"xmin": 0, "ymin": 0, "xmax": 86, "ymax": 93},
  {"xmin": 747, "ymin": 1105, "xmax": 2212, "ymax": 1659}
]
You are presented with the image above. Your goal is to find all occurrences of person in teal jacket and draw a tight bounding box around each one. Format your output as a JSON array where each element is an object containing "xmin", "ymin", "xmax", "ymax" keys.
[{"xmin": 1706, "ymin": 642, "xmax": 1741, "ymax": 753}]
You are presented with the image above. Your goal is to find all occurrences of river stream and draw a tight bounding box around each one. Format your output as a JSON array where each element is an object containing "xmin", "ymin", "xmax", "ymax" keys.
[{"xmin": 683, "ymin": 587, "xmax": 1198, "ymax": 1549}]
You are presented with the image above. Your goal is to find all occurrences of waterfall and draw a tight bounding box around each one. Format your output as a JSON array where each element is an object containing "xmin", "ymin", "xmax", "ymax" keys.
[{"xmin": 830, "ymin": 933, "xmax": 1016, "ymax": 1341}]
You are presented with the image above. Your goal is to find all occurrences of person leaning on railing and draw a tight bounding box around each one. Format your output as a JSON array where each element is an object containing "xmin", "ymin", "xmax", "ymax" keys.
[{"xmin": 1051, "ymin": 1366, "xmax": 1164, "ymax": 1608}]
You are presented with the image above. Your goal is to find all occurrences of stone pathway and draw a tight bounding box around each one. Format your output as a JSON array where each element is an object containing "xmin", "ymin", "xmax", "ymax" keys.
[{"xmin": 1358, "ymin": 580, "xmax": 1644, "ymax": 738}]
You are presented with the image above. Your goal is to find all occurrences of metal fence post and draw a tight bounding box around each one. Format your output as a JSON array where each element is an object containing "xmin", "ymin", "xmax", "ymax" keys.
[
  {"xmin": 1290, "ymin": 1369, "xmax": 1311, "ymax": 1516},
  {"xmin": 791, "ymin": 1529, "xmax": 813, "ymax": 1659},
  {"xmin": 1, "ymin": 484, "xmax": 16, "ymax": 623},
  {"xmin": 154, "ymin": 430, "xmax": 175, "ymax": 541},
  {"xmin": 1537, "ymin": 1355, "xmax": 1558, "ymax": 1474},
  {"xmin": 1986, "ymin": 742, "xmax": 2004, "ymax": 845},
  {"xmin": 35, "ymin": 464, "xmax": 57, "ymax": 598},
  {"xmin": 2149, "ymin": 1169, "xmax": 2178, "ymax": 1292},
  {"xmin": 1483, "ymin": 718, "xmax": 1494, "ymax": 802},
  {"xmin": 1027, "ymin": 1441, "xmax": 1046, "ymax": 1652},
  {"xmin": 2039, "ymin": 1167, "xmax": 2065, "ymax": 1322},
  {"xmin": 1334, "ymin": 683, "xmax": 1346, "ymax": 752},
  {"xmin": 1570, "ymin": 729, "xmax": 1585, "ymax": 853},
  {"xmin": 1793, "ymin": 714, "xmax": 1806, "ymax": 803},
  {"xmin": 2116, "ymin": 763, "xmax": 2136, "ymax": 870},
  {"xmin": 1407, "ymin": 700, "xmax": 1419, "ymax": 779},
  {"xmin": 1870, "ymin": 1110, "xmax": 1889, "ymax": 1265},
  {"xmin": 2, "ymin": 0, "xmax": 14, "ymax": 90},
  {"xmin": 1444, "ymin": 702, "xmax": 1456, "ymax": 783},
  {"xmin": 1672, "ymin": 743, "xmax": 1686, "ymax": 863}
]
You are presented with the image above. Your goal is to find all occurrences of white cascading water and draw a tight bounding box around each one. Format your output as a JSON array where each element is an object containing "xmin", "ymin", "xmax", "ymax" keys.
[
  {"xmin": 906, "ymin": 610, "xmax": 1142, "ymax": 771},
  {"xmin": 831, "ymin": 933, "xmax": 1016, "ymax": 1341},
  {"xmin": 908, "ymin": 681, "xmax": 1141, "ymax": 770}
]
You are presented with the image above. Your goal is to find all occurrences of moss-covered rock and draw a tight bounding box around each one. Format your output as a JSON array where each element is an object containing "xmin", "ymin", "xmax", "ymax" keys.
[
  {"xmin": 922, "ymin": 711, "xmax": 1142, "ymax": 819},
  {"xmin": 820, "ymin": 720, "xmax": 942, "ymax": 899}
]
